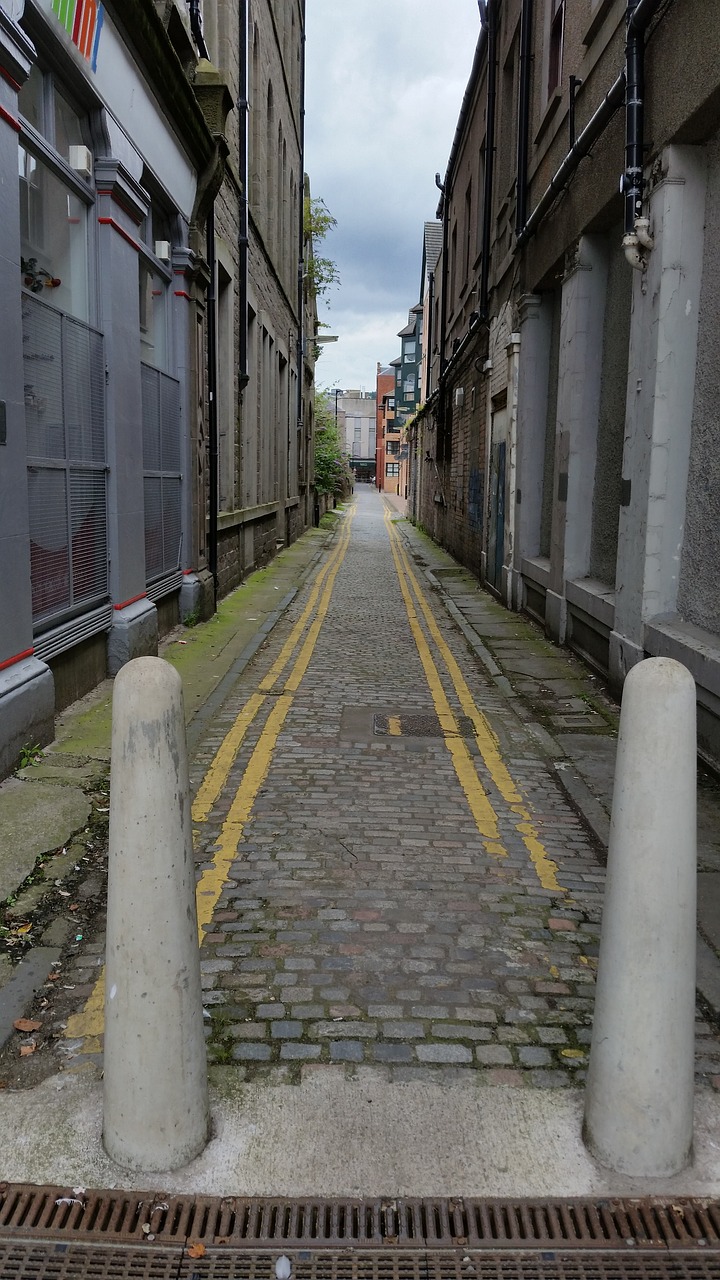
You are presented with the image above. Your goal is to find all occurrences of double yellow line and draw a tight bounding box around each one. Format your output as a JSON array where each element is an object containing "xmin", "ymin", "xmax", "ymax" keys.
[
  {"xmin": 384, "ymin": 508, "xmax": 563, "ymax": 894},
  {"xmin": 65, "ymin": 507, "xmax": 356, "ymax": 1044},
  {"xmin": 193, "ymin": 506, "xmax": 355, "ymax": 934}
]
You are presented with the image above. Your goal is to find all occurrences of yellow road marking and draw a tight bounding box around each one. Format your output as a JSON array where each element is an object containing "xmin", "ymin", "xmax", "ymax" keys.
[
  {"xmin": 195, "ymin": 514, "xmax": 353, "ymax": 933},
  {"xmin": 192, "ymin": 519, "xmax": 353, "ymax": 823},
  {"xmin": 65, "ymin": 507, "xmax": 355, "ymax": 1045},
  {"xmin": 385, "ymin": 512, "xmax": 502, "ymax": 849},
  {"xmin": 385, "ymin": 509, "xmax": 563, "ymax": 892}
]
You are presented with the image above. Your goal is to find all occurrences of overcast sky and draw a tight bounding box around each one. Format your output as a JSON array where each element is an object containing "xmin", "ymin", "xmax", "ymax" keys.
[{"xmin": 304, "ymin": 0, "xmax": 481, "ymax": 394}]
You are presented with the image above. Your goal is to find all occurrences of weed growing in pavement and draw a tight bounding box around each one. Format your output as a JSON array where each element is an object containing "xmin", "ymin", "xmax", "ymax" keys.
[{"xmin": 17, "ymin": 742, "xmax": 42, "ymax": 769}]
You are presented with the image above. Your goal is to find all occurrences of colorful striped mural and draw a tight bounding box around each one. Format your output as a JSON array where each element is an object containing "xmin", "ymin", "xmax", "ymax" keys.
[{"xmin": 51, "ymin": 0, "xmax": 104, "ymax": 72}]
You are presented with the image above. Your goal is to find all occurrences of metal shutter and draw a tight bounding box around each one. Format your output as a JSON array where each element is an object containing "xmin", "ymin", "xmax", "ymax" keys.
[
  {"xmin": 23, "ymin": 292, "xmax": 108, "ymax": 626},
  {"xmin": 141, "ymin": 363, "xmax": 182, "ymax": 585}
]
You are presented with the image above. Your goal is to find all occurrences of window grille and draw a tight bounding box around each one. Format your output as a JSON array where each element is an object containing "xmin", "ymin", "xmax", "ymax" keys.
[
  {"xmin": 23, "ymin": 292, "xmax": 108, "ymax": 626},
  {"xmin": 141, "ymin": 363, "xmax": 182, "ymax": 583}
]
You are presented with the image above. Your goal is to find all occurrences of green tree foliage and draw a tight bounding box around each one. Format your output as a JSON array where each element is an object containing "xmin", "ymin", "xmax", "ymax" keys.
[
  {"xmin": 304, "ymin": 196, "xmax": 340, "ymax": 301},
  {"xmin": 314, "ymin": 390, "xmax": 352, "ymax": 496}
]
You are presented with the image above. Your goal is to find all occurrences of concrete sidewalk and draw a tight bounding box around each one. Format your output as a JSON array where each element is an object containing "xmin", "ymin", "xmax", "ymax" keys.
[{"xmin": 0, "ymin": 493, "xmax": 719, "ymax": 1198}]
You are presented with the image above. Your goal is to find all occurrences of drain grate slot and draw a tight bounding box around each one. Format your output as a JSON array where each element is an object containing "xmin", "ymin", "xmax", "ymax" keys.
[
  {"xmin": 0, "ymin": 1190, "xmax": 719, "ymax": 1252},
  {"xmin": 0, "ymin": 1243, "xmax": 719, "ymax": 1279}
]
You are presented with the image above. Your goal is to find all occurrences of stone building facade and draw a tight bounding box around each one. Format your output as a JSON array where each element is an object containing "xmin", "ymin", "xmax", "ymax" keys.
[
  {"xmin": 0, "ymin": 0, "xmax": 312, "ymax": 778},
  {"xmin": 409, "ymin": 0, "xmax": 720, "ymax": 770}
]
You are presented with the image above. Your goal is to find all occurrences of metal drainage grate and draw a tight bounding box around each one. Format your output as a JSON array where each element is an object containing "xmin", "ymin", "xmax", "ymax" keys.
[
  {"xmin": 373, "ymin": 714, "xmax": 476, "ymax": 739},
  {"xmin": 0, "ymin": 1190, "xmax": 719, "ymax": 1252},
  {"xmin": 0, "ymin": 1244, "xmax": 718, "ymax": 1280}
]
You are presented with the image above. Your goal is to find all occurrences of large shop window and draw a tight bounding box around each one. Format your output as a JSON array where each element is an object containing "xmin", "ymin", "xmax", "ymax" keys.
[
  {"xmin": 23, "ymin": 293, "xmax": 108, "ymax": 623},
  {"xmin": 142, "ymin": 365, "xmax": 182, "ymax": 583},
  {"xmin": 18, "ymin": 66, "xmax": 107, "ymax": 630},
  {"xmin": 19, "ymin": 146, "xmax": 90, "ymax": 323}
]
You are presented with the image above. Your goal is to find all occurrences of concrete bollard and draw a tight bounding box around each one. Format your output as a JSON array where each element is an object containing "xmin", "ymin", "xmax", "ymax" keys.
[
  {"xmin": 103, "ymin": 656, "xmax": 209, "ymax": 1172},
  {"xmin": 583, "ymin": 656, "xmax": 696, "ymax": 1176}
]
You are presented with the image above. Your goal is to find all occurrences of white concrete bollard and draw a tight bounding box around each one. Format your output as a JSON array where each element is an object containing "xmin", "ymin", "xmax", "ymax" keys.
[
  {"xmin": 583, "ymin": 656, "xmax": 697, "ymax": 1176},
  {"xmin": 103, "ymin": 656, "xmax": 209, "ymax": 1172}
]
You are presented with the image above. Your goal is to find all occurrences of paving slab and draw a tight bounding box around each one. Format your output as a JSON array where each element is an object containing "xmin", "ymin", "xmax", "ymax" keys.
[{"xmin": 0, "ymin": 779, "xmax": 90, "ymax": 901}]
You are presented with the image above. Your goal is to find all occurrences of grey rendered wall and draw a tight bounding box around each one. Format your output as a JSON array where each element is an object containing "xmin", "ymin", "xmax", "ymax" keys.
[
  {"xmin": 677, "ymin": 135, "xmax": 720, "ymax": 634},
  {"xmin": 589, "ymin": 231, "xmax": 632, "ymax": 587}
]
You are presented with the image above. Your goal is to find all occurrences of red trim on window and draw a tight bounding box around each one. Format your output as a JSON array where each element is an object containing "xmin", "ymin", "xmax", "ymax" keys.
[
  {"xmin": 113, "ymin": 592, "xmax": 148, "ymax": 611},
  {"xmin": 174, "ymin": 290, "xmax": 192, "ymax": 301},
  {"xmin": 98, "ymin": 217, "xmax": 140, "ymax": 252},
  {"xmin": 0, "ymin": 66, "xmax": 21, "ymax": 93},
  {"xmin": 0, "ymin": 102, "xmax": 21, "ymax": 134},
  {"xmin": 0, "ymin": 647, "xmax": 34, "ymax": 672}
]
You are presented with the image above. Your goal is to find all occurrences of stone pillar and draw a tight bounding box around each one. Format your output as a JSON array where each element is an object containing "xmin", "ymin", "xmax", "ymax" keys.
[
  {"xmin": 172, "ymin": 242, "xmax": 214, "ymax": 623},
  {"xmin": 510, "ymin": 294, "xmax": 553, "ymax": 610},
  {"xmin": 95, "ymin": 159, "xmax": 158, "ymax": 673},
  {"xmin": 502, "ymin": 331, "xmax": 521, "ymax": 609},
  {"xmin": 546, "ymin": 237, "xmax": 608, "ymax": 644},
  {"xmin": 610, "ymin": 146, "xmax": 708, "ymax": 689},
  {"xmin": 0, "ymin": 10, "xmax": 55, "ymax": 778}
]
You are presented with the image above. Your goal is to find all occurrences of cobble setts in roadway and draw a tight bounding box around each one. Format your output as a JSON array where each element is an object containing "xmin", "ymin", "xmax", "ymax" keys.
[
  {"xmin": 54, "ymin": 488, "xmax": 720, "ymax": 1088},
  {"xmin": 186, "ymin": 490, "xmax": 670, "ymax": 1086}
]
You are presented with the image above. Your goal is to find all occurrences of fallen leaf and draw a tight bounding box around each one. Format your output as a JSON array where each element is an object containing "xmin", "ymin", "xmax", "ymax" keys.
[
  {"xmin": 187, "ymin": 1242, "xmax": 206, "ymax": 1259},
  {"xmin": 16, "ymin": 924, "xmax": 32, "ymax": 935},
  {"xmin": 19, "ymin": 1042, "xmax": 36, "ymax": 1056},
  {"xmin": 47, "ymin": 973, "xmax": 61, "ymax": 981},
  {"xmin": 13, "ymin": 1019, "xmax": 41, "ymax": 1033}
]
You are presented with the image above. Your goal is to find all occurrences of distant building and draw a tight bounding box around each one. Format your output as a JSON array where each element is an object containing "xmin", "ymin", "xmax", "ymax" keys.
[{"xmin": 336, "ymin": 389, "xmax": 376, "ymax": 481}]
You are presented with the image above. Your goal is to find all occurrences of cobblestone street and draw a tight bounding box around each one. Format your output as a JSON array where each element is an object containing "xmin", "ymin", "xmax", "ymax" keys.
[
  {"xmin": 187, "ymin": 489, "xmax": 718, "ymax": 1085},
  {"xmin": 53, "ymin": 488, "xmax": 720, "ymax": 1090}
]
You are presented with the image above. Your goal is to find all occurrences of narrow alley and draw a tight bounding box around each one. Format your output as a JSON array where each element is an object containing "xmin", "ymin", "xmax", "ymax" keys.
[
  {"xmin": 2, "ymin": 490, "xmax": 720, "ymax": 1203},
  {"xmin": 190, "ymin": 489, "xmax": 603, "ymax": 1082},
  {"xmin": 52, "ymin": 488, "xmax": 720, "ymax": 1091}
]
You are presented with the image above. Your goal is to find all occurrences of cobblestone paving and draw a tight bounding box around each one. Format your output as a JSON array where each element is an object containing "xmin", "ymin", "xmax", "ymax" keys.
[
  {"xmin": 181, "ymin": 490, "xmax": 715, "ymax": 1086},
  {"xmin": 46, "ymin": 489, "xmax": 720, "ymax": 1090}
]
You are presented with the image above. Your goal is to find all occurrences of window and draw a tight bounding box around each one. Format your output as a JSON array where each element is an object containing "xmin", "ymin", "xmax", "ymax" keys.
[
  {"xmin": 19, "ymin": 147, "xmax": 89, "ymax": 323},
  {"xmin": 139, "ymin": 260, "xmax": 168, "ymax": 369},
  {"xmin": 547, "ymin": 0, "xmax": 565, "ymax": 98},
  {"xmin": 18, "ymin": 63, "xmax": 106, "ymax": 630},
  {"xmin": 386, "ymin": 462, "xmax": 399, "ymax": 477},
  {"xmin": 403, "ymin": 341, "xmax": 416, "ymax": 361},
  {"xmin": 142, "ymin": 367, "xmax": 182, "ymax": 583},
  {"xmin": 24, "ymin": 295, "xmax": 107, "ymax": 624}
]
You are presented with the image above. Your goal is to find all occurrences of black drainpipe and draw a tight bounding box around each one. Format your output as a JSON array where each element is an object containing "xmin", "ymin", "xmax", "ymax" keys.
[
  {"xmin": 479, "ymin": 0, "xmax": 497, "ymax": 321},
  {"xmin": 515, "ymin": 0, "xmax": 533, "ymax": 238},
  {"xmin": 516, "ymin": 0, "xmax": 663, "ymax": 248},
  {"xmin": 206, "ymin": 206, "xmax": 218, "ymax": 605},
  {"xmin": 296, "ymin": 8, "xmax": 307, "ymax": 447},
  {"xmin": 624, "ymin": 0, "xmax": 644, "ymax": 234},
  {"xmin": 238, "ymin": 0, "xmax": 249, "ymax": 391}
]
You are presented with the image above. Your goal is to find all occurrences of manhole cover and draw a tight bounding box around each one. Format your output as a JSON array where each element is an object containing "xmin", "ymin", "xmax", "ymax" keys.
[{"xmin": 373, "ymin": 714, "xmax": 475, "ymax": 739}]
